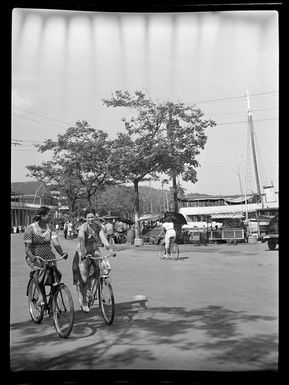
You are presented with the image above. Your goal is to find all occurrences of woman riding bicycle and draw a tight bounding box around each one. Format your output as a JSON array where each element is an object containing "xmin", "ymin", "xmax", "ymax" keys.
[
  {"xmin": 24, "ymin": 206, "xmax": 68, "ymax": 305},
  {"xmin": 159, "ymin": 219, "xmax": 176, "ymax": 259},
  {"xmin": 72, "ymin": 207, "xmax": 114, "ymax": 313}
]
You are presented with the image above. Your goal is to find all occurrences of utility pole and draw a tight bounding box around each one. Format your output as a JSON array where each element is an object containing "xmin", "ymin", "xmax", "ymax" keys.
[{"xmin": 246, "ymin": 90, "xmax": 261, "ymax": 197}]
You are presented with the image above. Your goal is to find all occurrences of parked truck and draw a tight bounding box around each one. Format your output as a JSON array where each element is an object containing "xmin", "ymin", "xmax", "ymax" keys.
[{"xmin": 261, "ymin": 214, "xmax": 278, "ymax": 250}]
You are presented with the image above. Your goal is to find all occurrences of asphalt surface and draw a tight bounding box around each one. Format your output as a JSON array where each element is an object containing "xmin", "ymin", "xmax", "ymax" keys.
[{"xmin": 10, "ymin": 233, "xmax": 278, "ymax": 373}]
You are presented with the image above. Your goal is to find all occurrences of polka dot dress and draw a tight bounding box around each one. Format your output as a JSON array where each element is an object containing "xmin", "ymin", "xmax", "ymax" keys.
[{"xmin": 24, "ymin": 223, "xmax": 57, "ymax": 269}]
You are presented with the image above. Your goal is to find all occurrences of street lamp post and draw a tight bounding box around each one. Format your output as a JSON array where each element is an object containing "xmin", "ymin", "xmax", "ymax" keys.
[{"xmin": 33, "ymin": 182, "xmax": 44, "ymax": 205}]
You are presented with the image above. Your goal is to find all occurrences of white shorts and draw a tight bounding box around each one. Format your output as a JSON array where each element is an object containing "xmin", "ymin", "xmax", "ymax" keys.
[{"xmin": 164, "ymin": 229, "xmax": 176, "ymax": 248}]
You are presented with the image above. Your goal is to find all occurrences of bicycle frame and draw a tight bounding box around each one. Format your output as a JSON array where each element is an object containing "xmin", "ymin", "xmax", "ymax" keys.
[
  {"xmin": 158, "ymin": 237, "xmax": 179, "ymax": 260},
  {"xmin": 86, "ymin": 252, "xmax": 115, "ymax": 282},
  {"xmin": 84, "ymin": 252, "xmax": 115, "ymax": 307},
  {"xmin": 159, "ymin": 238, "xmax": 175, "ymax": 251},
  {"xmin": 26, "ymin": 253, "xmax": 74, "ymax": 338},
  {"xmin": 26, "ymin": 253, "xmax": 68, "ymax": 307}
]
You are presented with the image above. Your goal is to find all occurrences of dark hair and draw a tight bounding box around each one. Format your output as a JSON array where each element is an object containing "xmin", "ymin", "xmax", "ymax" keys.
[
  {"xmin": 84, "ymin": 207, "xmax": 95, "ymax": 218},
  {"xmin": 36, "ymin": 206, "xmax": 50, "ymax": 217},
  {"xmin": 32, "ymin": 215, "xmax": 40, "ymax": 222}
]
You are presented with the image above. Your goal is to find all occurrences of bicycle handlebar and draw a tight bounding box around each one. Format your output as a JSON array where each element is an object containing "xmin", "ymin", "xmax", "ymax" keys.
[
  {"xmin": 86, "ymin": 252, "xmax": 116, "ymax": 260},
  {"xmin": 34, "ymin": 253, "xmax": 68, "ymax": 263}
]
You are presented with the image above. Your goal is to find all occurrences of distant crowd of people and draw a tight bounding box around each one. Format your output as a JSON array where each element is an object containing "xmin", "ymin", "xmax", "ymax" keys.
[
  {"xmin": 60, "ymin": 216, "xmax": 131, "ymax": 243},
  {"xmin": 11, "ymin": 225, "xmax": 26, "ymax": 234}
]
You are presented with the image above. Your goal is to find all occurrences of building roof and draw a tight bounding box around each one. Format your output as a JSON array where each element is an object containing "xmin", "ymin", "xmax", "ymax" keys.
[
  {"xmin": 178, "ymin": 193, "xmax": 256, "ymax": 204},
  {"xmin": 11, "ymin": 181, "xmax": 48, "ymax": 196}
]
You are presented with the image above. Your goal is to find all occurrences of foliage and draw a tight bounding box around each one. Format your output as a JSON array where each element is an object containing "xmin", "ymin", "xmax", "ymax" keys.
[
  {"xmin": 102, "ymin": 90, "xmax": 216, "ymax": 233},
  {"xmin": 26, "ymin": 121, "xmax": 116, "ymax": 211},
  {"xmin": 93, "ymin": 184, "xmax": 172, "ymax": 217}
]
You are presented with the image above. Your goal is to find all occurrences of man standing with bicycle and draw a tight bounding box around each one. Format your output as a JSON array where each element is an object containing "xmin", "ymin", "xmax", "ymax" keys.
[{"xmin": 159, "ymin": 219, "xmax": 176, "ymax": 259}]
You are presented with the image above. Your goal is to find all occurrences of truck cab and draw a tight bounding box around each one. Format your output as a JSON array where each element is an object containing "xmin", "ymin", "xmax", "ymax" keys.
[{"xmin": 261, "ymin": 214, "xmax": 278, "ymax": 250}]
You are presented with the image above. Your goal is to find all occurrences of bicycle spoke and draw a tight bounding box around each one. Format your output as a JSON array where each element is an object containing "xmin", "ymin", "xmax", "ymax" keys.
[
  {"xmin": 99, "ymin": 279, "xmax": 115, "ymax": 325},
  {"xmin": 53, "ymin": 285, "xmax": 74, "ymax": 338},
  {"xmin": 27, "ymin": 279, "xmax": 44, "ymax": 323}
]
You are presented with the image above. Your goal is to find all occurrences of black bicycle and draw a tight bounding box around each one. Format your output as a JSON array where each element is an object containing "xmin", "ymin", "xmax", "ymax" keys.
[
  {"xmin": 158, "ymin": 237, "xmax": 180, "ymax": 260},
  {"xmin": 26, "ymin": 254, "xmax": 74, "ymax": 338},
  {"xmin": 84, "ymin": 251, "xmax": 116, "ymax": 325}
]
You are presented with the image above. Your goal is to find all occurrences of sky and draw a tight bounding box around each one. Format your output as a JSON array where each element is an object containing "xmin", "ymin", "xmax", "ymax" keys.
[{"xmin": 11, "ymin": 9, "xmax": 279, "ymax": 196}]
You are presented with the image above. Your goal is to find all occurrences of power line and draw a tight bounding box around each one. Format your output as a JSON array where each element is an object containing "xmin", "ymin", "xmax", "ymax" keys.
[
  {"xmin": 216, "ymin": 117, "xmax": 278, "ymax": 126},
  {"xmin": 12, "ymin": 149, "xmax": 38, "ymax": 152},
  {"xmin": 11, "ymin": 138, "xmax": 43, "ymax": 143},
  {"xmin": 13, "ymin": 106, "xmax": 74, "ymax": 126},
  {"xmin": 211, "ymin": 107, "xmax": 277, "ymax": 117},
  {"xmin": 190, "ymin": 90, "xmax": 278, "ymax": 105},
  {"xmin": 250, "ymin": 91, "xmax": 278, "ymax": 97},
  {"xmin": 13, "ymin": 112, "xmax": 69, "ymax": 129}
]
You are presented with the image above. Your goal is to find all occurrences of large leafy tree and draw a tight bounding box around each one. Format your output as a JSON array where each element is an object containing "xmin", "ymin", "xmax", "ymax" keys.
[
  {"xmin": 103, "ymin": 91, "xmax": 170, "ymax": 237},
  {"xmin": 102, "ymin": 90, "xmax": 216, "ymax": 233},
  {"xmin": 103, "ymin": 131, "xmax": 166, "ymax": 238},
  {"xmin": 162, "ymin": 101, "xmax": 216, "ymax": 211},
  {"xmin": 26, "ymin": 121, "xmax": 116, "ymax": 212}
]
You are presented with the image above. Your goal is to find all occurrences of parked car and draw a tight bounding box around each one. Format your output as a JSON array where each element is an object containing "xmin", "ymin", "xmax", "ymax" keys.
[{"xmin": 261, "ymin": 214, "xmax": 278, "ymax": 250}]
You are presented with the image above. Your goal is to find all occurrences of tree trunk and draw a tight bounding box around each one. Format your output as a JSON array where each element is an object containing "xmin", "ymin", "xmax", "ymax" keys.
[
  {"xmin": 87, "ymin": 193, "xmax": 92, "ymax": 208},
  {"xmin": 172, "ymin": 174, "xmax": 178, "ymax": 212},
  {"xmin": 133, "ymin": 179, "xmax": 140, "ymax": 238}
]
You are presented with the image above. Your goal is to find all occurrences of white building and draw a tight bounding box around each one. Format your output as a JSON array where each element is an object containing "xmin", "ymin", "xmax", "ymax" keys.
[{"xmin": 179, "ymin": 190, "xmax": 278, "ymax": 231}]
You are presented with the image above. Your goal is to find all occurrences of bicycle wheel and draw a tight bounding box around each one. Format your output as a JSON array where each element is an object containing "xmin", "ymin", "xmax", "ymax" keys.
[
  {"xmin": 27, "ymin": 278, "xmax": 44, "ymax": 323},
  {"xmin": 52, "ymin": 284, "xmax": 74, "ymax": 338},
  {"xmin": 171, "ymin": 242, "xmax": 180, "ymax": 260},
  {"xmin": 158, "ymin": 243, "xmax": 166, "ymax": 259},
  {"xmin": 117, "ymin": 234, "xmax": 126, "ymax": 244},
  {"xmin": 98, "ymin": 277, "xmax": 115, "ymax": 325}
]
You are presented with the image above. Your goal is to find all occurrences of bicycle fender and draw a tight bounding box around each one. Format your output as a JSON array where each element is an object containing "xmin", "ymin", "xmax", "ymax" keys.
[{"xmin": 26, "ymin": 277, "xmax": 33, "ymax": 296}]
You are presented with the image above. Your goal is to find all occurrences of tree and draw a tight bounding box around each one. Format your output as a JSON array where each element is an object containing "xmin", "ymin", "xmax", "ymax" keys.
[
  {"xmin": 162, "ymin": 101, "xmax": 216, "ymax": 211},
  {"xmin": 26, "ymin": 121, "xmax": 116, "ymax": 212},
  {"xmin": 92, "ymin": 185, "xmax": 135, "ymax": 217},
  {"xmin": 103, "ymin": 91, "xmax": 171, "ymax": 238},
  {"xmin": 102, "ymin": 90, "xmax": 216, "ymax": 233}
]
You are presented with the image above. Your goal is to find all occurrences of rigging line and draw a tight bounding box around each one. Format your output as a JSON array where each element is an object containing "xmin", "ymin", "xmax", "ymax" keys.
[
  {"xmin": 254, "ymin": 129, "xmax": 269, "ymax": 188},
  {"xmin": 12, "ymin": 106, "xmax": 74, "ymax": 126},
  {"xmin": 12, "ymin": 112, "xmax": 68, "ymax": 129}
]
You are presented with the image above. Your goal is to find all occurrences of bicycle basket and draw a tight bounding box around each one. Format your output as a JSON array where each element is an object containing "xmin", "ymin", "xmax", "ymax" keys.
[{"xmin": 100, "ymin": 259, "xmax": 111, "ymax": 275}]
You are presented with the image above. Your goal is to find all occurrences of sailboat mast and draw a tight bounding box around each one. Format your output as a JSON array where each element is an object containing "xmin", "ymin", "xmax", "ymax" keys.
[{"xmin": 246, "ymin": 90, "xmax": 261, "ymax": 196}]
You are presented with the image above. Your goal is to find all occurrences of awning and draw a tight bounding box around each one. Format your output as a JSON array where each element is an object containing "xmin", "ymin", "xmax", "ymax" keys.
[
  {"xmin": 104, "ymin": 216, "xmax": 134, "ymax": 225},
  {"xmin": 59, "ymin": 206, "xmax": 69, "ymax": 211},
  {"xmin": 211, "ymin": 213, "xmax": 245, "ymax": 220},
  {"xmin": 138, "ymin": 214, "xmax": 163, "ymax": 222}
]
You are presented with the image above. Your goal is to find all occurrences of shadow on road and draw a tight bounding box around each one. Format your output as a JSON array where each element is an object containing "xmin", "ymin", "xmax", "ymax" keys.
[{"xmin": 10, "ymin": 300, "xmax": 278, "ymax": 371}]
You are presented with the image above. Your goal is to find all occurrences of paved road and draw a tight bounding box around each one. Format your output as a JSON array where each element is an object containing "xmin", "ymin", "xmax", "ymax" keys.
[{"xmin": 10, "ymin": 233, "xmax": 278, "ymax": 372}]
